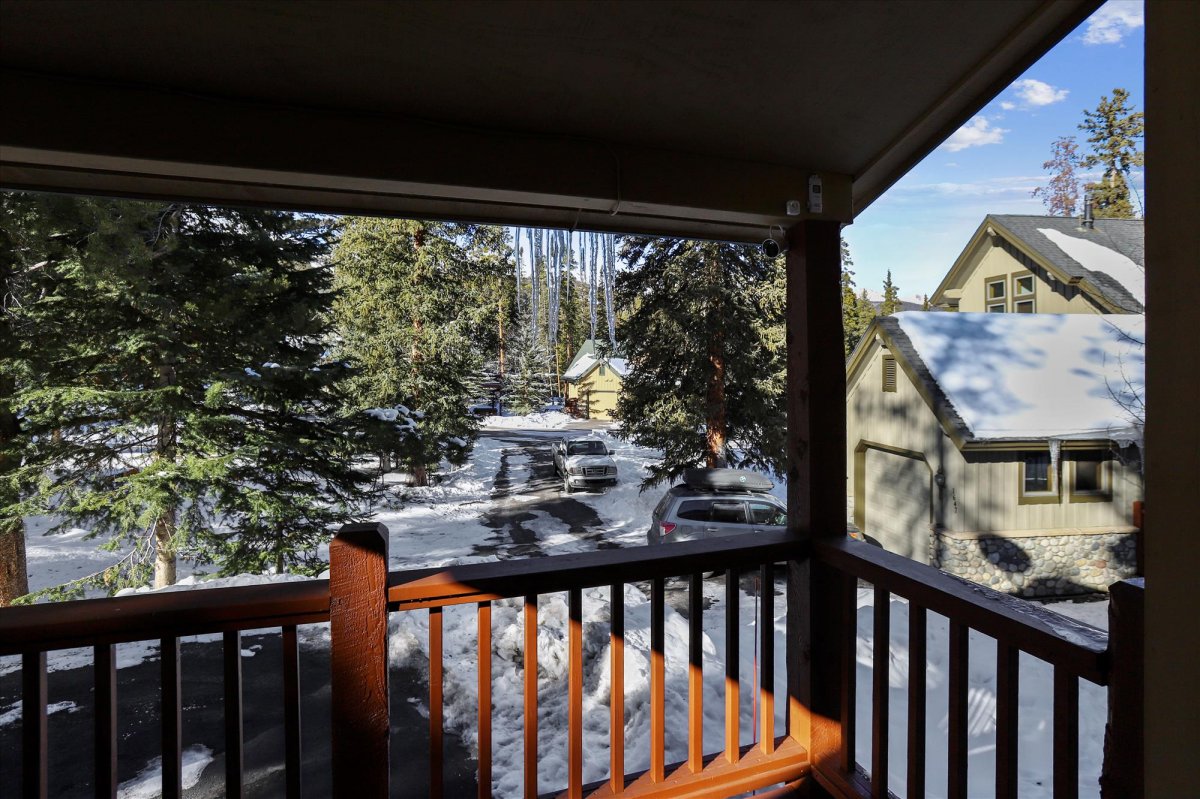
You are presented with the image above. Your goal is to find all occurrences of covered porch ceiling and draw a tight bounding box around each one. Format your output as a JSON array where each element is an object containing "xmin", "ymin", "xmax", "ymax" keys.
[{"xmin": 0, "ymin": 0, "xmax": 1098, "ymax": 241}]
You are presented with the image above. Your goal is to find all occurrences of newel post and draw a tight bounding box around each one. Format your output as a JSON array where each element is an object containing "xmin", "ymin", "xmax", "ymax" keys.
[
  {"xmin": 1101, "ymin": 578, "xmax": 1144, "ymax": 799},
  {"xmin": 330, "ymin": 522, "xmax": 391, "ymax": 798},
  {"xmin": 784, "ymin": 219, "xmax": 847, "ymax": 780}
]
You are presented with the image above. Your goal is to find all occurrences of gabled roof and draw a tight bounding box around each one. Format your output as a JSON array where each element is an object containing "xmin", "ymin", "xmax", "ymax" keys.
[
  {"xmin": 931, "ymin": 215, "xmax": 1145, "ymax": 313},
  {"xmin": 992, "ymin": 215, "xmax": 1144, "ymax": 311},
  {"xmin": 851, "ymin": 312, "xmax": 1145, "ymax": 446},
  {"xmin": 562, "ymin": 339, "xmax": 627, "ymax": 383}
]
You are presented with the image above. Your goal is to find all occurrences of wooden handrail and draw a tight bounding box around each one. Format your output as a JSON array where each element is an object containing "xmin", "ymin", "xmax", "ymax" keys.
[
  {"xmin": 387, "ymin": 531, "xmax": 808, "ymax": 608},
  {"xmin": 0, "ymin": 579, "xmax": 331, "ymax": 655},
  {"xmin": 815, "ymin": 538, "xmax": 1110, "ymax": 684}
]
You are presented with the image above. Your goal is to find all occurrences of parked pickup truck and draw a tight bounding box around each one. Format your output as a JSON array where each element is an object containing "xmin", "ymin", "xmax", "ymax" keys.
[{"xmin": 553, "ymin": 435, "xmax": 618, "ymax": 493}]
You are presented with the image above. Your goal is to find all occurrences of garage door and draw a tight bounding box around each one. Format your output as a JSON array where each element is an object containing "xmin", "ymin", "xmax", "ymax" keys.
[{"xmin": 863, "ymin": 448, "xmax": 931, "ymax": 561}]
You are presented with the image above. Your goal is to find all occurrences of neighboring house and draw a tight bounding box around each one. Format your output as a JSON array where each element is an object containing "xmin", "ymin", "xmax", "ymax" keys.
[
  {"xmin": 561, "ymin": 339, "xmax": 628, "ymax": 421},
  {"xmin": 929, "ymin": 214, "xmax": 1144, "ymax": 315},
  {"xmin": 846, "ymin": 311, "xmax": 1144, "ymax": 597}
]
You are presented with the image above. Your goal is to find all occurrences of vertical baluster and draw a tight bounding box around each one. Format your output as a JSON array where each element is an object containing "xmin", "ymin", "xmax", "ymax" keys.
[
  {"xmin": 759, "ymin": 563, "xmax": 774, "ymax": 755},
  {"xmin": 650, "ymin": 576, "xmax": 665, "ymax": 782},
  {"xmin": 725, "ymin": 569, "xmax": 740, "ymax": 765},
  {"xmin": 282, "ymin": 625, "xmax": 302, "ymax": 799},
  {"xmin": 1053, "ymin": 668, "xmax": 1079, "ymax": 799},
  {"xmin": 478, "ymin": 601, "xmax": 492, "ymax": 799},
  {"xmin": 609, "ymin": 583, "xmax": 625, "ymax": 794},
  {"xmin": 995, "ymin": 641, "xmax": 1019, "ymax": 799},
  {"xmin": 223, "ymin": 631, "xmax": 243, "ymax": 799},
  {"xmin": 947, "ymin": 622, "xmax": 969, "ymax": 799},
  {"xmin": 871, "ymin": 586, "xmax": 890, "ymax": 798},
  {"xmin": 906, "ymin": 605, "xmax": 926, "ymax": 799},
  {"xmin": 687, "ymin": 572, "xmax": 703, "ymax": 773},
  {"xmin": 523, "ymin": 595, "xmax": 538, "ymax": 799},
  {"xmin": 840, "ymin": 572, "xmax": 857, "ymax": 774},
  {"xmin": 161, "ymin": 636, "xmax": 182, "ymax": 799},
  {"xmin": 568, "ymin": 589, "xmax": 583, "ymax": 799},
  {"xmin": 22, "ymin": 651, "xmax": 47, "ymax": 799},
  {"xmin": 94, "ymin": 645, "xmax": 117, "ymax": 799},
  {"xmin": 429, "ymin": 606, "xmax": 444, "ymax": 799}
]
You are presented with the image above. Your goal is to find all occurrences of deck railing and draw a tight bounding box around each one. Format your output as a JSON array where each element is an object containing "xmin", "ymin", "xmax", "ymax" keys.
[{"xmin": 1, "ymin": 524, "xmax": 1143, "ymax": 799}]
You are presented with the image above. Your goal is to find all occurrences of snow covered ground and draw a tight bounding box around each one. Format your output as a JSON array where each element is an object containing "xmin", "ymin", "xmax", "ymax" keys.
[
  {"xmin": 481, "ymin": 410, "xmax": 575, "ymax": 430},
  {"xmin": 7, "ymin": 424, "xmax": 1112, "ymax": 797}
]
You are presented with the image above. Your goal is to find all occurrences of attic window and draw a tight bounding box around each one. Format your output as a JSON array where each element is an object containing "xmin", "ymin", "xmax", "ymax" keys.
[
  {"xmin": 881, "ymin": 355, "xmax": 897, "ymax": 392},
  {"xmin": 986, "ymin": 277, "xmax": 1007, "ymax": 313}
]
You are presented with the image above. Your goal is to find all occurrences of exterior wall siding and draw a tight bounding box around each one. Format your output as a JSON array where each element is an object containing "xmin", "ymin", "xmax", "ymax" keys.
[
  {"xmin": 576, "ymin": 364, "xmax": 624, "ymax": 420},
  {"xmin": 956, "ymin": 238, "xmax": 1101, "ymax": 314}
]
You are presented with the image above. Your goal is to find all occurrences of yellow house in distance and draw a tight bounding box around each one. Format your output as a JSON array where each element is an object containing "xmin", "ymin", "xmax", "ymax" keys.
[{"xmin": 561, "ymin": 339, "xmax": 627, "ymax": 421}]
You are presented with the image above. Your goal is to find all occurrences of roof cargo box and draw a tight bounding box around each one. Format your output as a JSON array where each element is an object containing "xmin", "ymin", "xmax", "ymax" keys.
[{"xmin": 682, "ymin": 468, "xmax": 774, "ymax": 493}]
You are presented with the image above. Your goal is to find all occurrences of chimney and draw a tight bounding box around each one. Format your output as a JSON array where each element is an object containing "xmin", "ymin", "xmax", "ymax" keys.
[{"xmin": 1082, "ymin": 196, "xmax": 1094, "ymax": 230}]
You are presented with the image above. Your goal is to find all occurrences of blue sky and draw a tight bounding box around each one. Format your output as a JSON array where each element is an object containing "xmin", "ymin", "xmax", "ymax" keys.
[{"xmin": 843, "ymin": 0, "xmax": 1145, "ymax": 301}]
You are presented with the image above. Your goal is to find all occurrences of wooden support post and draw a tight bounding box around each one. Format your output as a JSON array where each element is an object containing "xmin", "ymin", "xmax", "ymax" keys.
[
  {"xmin": 784, "ymin": 219, "xmax": 846, "ymax": 782},
  {"xmin": 1101, "ymin": 578, "xmax": 1144, "ymax": 799},
  {"xmin": 330, "ymin": 522, "xmax": 390, "ymax": 799}
]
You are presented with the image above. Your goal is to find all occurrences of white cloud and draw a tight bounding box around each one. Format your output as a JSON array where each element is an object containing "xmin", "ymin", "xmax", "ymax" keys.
[
  {"xmin": 1013, "ymin": 78, "xmax": 1069, "ymax": 107},
  {"xmin": 1000, "ymin": 101, "xmax": 1016, "ymax": 111},
  {"xmin": 941, "ymin": 117, "xmax": 1008, "ymax": 152},
  {"xmin": 1083, "ymin": 0, "xmax": 1144, "ymax": 45}
]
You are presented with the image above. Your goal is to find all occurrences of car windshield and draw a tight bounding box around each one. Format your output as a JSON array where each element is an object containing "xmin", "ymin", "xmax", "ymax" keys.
[{"xmin": 568, "ymin": 441, "xmax": 607, "ymax": 456}]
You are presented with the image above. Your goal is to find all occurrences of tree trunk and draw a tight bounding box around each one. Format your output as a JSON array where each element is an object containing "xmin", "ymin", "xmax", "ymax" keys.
[
  {"xmin": 153, "ymin": 364, "xmax": 178, "ymax": 589},
  {"xmin": 0, "ymin": 517, "xmax": 29, "ymax": 606},
  {"xmin": 0, "ymin": 371, "xmax": 30, "ymax": 605},
  {"xmin": 704, "ymin": 252, "xmax": 727, "ymax": 467},
  {"xmin": 275, "ymin": 550, "xmax": 285, "ymax": 575},
  {"xmin": 413, "ymin": 462, "xmax": 429, "ymax": 487}
]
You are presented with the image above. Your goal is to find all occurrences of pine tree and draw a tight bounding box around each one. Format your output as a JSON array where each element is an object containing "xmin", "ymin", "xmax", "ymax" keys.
[
  {"xmin": 1079, "ymin": 89, "xmax": 1144, "ymax": 219},
  {"xmin": 880, "ymin": 271, "xmax": 901, "ymax": 316},
  {"xmin": 921, "ymin": 294, "xmax": 931, "ymax": 311},
  {"xmin": 855, "ymin": 288, "xmax": 879, "ymax": 334},
  {"xmin": 5, "ymin": 196, "xmax": 370, "ymax": 594},
  {"xmin": 332, "ymin": 218, "xmax": 495, "ymax": 485},
  {"xmin": 840, "ymin": 238, "xmax": 866, "ymax": 356},
  {"xmin": 1032, "ymin": 136, "xmax": 1082, "ymax": 216},
  {"xmin": 614, "ymin": 237, "xmax": 785, "ymax": 488},
  {"xmin": 502, "ymin": 309, "xmax": 554, "ymax": 414}
]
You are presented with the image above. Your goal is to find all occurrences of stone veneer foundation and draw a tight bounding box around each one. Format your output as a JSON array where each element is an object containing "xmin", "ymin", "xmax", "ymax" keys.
[{"xmin": 930, "ymin": 528, "xmax": 1139, "ymax": 597}]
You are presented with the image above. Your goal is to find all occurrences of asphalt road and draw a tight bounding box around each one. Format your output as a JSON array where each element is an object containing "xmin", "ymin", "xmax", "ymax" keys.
[{"xmin": 0, "ymin": 429, "xmax": 624, "ymax": 798}]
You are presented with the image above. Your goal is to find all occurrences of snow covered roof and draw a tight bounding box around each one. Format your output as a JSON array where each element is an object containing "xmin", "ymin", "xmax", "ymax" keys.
[
  {"xmin": 562, "ymin": 353, "xmax": 628, "ymax": 382},
  {"xmin": 562, "ymin": 339, "xmax": 626, "ymax": 382},
  {"xmin": 992, "ymin": 215, "xmax": 1144, "ymax": 312},
  {"xmin": 879, "ymin": 312, "xmax": 1145, "ymax": 443},
  {"xmin": 562, "ymin": 354, "xmax": 597, "ymax": 381}
]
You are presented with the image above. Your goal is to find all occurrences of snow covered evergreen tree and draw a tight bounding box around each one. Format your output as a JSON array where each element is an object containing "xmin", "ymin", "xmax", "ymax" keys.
[
  {"xmin": 614, "ymin": 237, "xmax": 786, "ymax": 488},
  {"xmin": 502, "ymin": 309, "xmax": 554, "ymax": 414},
  {"xmin": 4, "ymin": 196, "xmax": 374, "ymax": 593},
  {"xmin": 332, "ymin": 218, "xmax": 495, "ymax": 485}
]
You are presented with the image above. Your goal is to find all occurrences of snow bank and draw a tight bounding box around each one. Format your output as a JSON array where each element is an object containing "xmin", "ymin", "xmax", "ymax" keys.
[
  {"xmin": 894, "ymin": 312, "xmax": 1145, "ymax": 440},
  {"xmin": 117, "ymin": 745, "xmax": 212, "ymax": 799},
  {"xmin": 1038, "ymin": 228, "xmax": 1145, "ymax": 306},
  {"xmin": 482, "ymin": 411, "xmax": 574, "ymax": 430},
  {"xmin": 0, "ymin": 699, "xmax": 78, "ymax": 727},
  {"xmin": 115, "ymin": 572, "xmax": 315, "ymax": 596}
]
